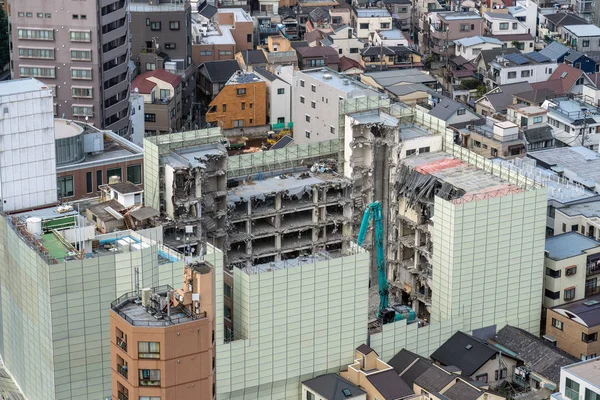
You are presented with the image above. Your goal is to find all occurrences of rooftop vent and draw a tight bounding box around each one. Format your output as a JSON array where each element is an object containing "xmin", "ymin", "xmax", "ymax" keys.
[
  {"xmin": 323, "ymin": 73, "xmax": 332, "ymax": 79},
  {"xmin": 583, "ymin": 300, "xmax": 600, "ymax": 306},
  {"xmin": 465, "ymin": 344, "xmax": 473, "ymax": 350}
]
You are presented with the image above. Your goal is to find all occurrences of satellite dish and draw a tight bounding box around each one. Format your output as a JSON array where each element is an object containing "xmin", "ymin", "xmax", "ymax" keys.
[{"xmin": 134, "ymin": 87, "xmax": 139, "ymax": 93}]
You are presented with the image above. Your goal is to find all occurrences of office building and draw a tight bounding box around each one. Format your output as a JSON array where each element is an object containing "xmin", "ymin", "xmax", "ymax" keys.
[{"xmin": 10, "ymin": 0, "xmax": 131, "ymax": 135}]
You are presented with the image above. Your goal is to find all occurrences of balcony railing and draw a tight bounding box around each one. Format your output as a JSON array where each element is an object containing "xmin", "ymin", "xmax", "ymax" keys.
[
  {"xmin": 139, "ymin": 378, "xmax": 161, "ymax": 387},
  {"xmin": 117, "ymin": 364, "xmax": 128, "ymax": 379},
  {"xmin": 116, "ymin": 337, "xmax": 127, "ymax": 352},
  {"xmin": 118, "ymin": 392, "xmax": 129, "ymax": 400},
  {"xmin": 585, "ymin": 286, "xmax": 600, "ymax": 297},
  {"xmin": 587, "ymin": 264, "xmax": 600, "ymax": 277}
]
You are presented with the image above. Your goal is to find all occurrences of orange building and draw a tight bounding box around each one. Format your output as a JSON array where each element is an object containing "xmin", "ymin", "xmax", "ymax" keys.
[
  {"xmin": 205, "ymin": 71, "xmax": 267, "ymax": 130},
  {"xmin": 111, "ymin": 263, "xmax": 215, "ymax": 400}
]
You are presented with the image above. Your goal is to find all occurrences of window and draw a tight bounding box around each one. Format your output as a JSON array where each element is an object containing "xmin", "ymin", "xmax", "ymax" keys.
[
  {"xmin": 406, "ymin": 149, "xmax": 416, "ymax": 156},
  {"xmin": 300, "ymin": 80, "xmax": 305, "ymax": 87},
  {"xmin": 159, "ymin": 89, "xmax": 170, "ymax": 99},
  {"xmin": 566, "ymin": 266, "xmax": 577, "ymax": 276},
  {"xmin": 577, "ymin": 77, "xmax": 585, "ymax": 85},
  {"xmin": 277, "ymin": 117, "xmax": 285, "ymax": 124},
  {"xmin": 224, "ymin": 283, "xmax": 232, "ymax": 298},
  {"xmin": 583, "ymin": 40, "xmax": 590, "ymax": 48},
  {"xmin": 96, "ymin": 170, "xmax": 103, "ymax": 191},
  {"xmin": 70, "ymin": 50, "xmax": 91, "ymax": 61},
  {"xmin": 508, "ymin": 71, "xmax": 517, "ymax": 79},
  {"xmin": 305, "ymin": 115, "xmax": 311, "ymax": 122},
  {"xmin": 71, "ymin": 68, "xmax": 92, "ymax": 80},
  {"xmin": 552, "ymin": 318, "xmax": 563, "ymax": 330},
  {"xmin": 85, "ymin": 171, "xmax": 93, "ymax": 193},
  {"xmin": 224, "ymin": 305, "xmax": 232, "ymax": 320},
  {"xmin": 18, "ymin": 12, "xmax": 24, "ymax": 17},
  {"xmin": 18, "ymin": 29, "xmax": 54, "ymax": 40},
  {"xmin": 572, "ymin": 224, "xmax": 579, "ymax": 232},
  {"xmin": 127, "ymin": 165, "xmax": 142, "ymax": 185},
  {"xmin": 305, "ymin": 131, "xmax": 311, "ymax": 138},
  {"xmin": 145, "ymin": 62, "xmax": 156, "ymax": 71},
  {"xmin": 566, "ymin": 378, "xmax": 580, "ymax": 400},
  {"xmin": 233, "ymin": 119, "xmax": 244, "ymax": 128},
  {"xmin": 521, "ymin": 70, "xmax": 531, "ymax": 78},
  {"xmin": 533, "ymin": 116, "xmax": 543, "ymax": 124},
  {"xmin": 199, "ymin": 50, "xmax": 212, "ymax": 56},
  {"xmin": 512, "ymin": 22, "xmax": 518, "ymax": 29},
  {"xmin": 585, "ymin": 389, "xmax": 600, "ymax": 400},
  {"xmin": 499, "ymin": 22, "xmax": 509, "ymax": 30},
  {"xmin": 18, "ymin": 63, "xmax": 56, "ymax": 77},
  {"xmin": 247, "ymin": 34, "xmax": 252, "ymax": 42},
  {"xmin": 380, "ymin": 23, "xmax": 390, "ymax": 29},
  {"xmin": 564, "ymin": 287, "xmax": 576, "ymax": 301},
  {"xmin": 419, "ymin": 146, "xmax": 430, "ymax": 153},
  {"xmin": 139, "ymin": 369, "xmax": 161, "ymax": 386},
  {"xmin": 107, "ymin": 167, "xmax": 122, "ymax": 182},
  {"xmin": 311, "ymin": 84, "xmax": 316, "ymax": 92},
  {"xmin": 330, "ymin": 126, "xmax": 335, "ymax": 134},
  {"xmin": 359, "ymin": 23, "xmax": 369, "ymax": 29},
  {"xmin": 36, "ymin": 13, "xmax": 43, "ymax": 18},
  {"xmin": 26, "ymin": 12, "xmax": 32, "ymax": 17},
  {"xmin": 311, "ymin": 101, "xmax": 316, "ymax": 109},
  {"xmin": 150, "ymin": 22, "xmax": 161, "ymax": 31},
  {"xmin": 277, "ymin": 88, "xmax": 285, "ymax": 95},
  {"xmin": 139, "ymin": 397, "xmax": 161, "ymax": 400},
  {"xmin": 58, "ymin": 176, "xmax": 74, "ymax": 198},
  {"xmin": 165, "ymin": 43, "xmax": 176, "ymax": 49},
  {"xmin": 300, "ymin": 96, "xmax": 305, "ymax": 104},
  {"xmin": 306, "ymin": 391, "xmax": 315, "ymax": 400},
  {"xmin": 72, "ymin": 14, "xmax": 79, "ymax": 19},
  {"xmin": 563, "ymin": 223, "xmax": 567, "ymax": 232},
  {"xmin": 457, "ymin": 108, "xmax": 466, "ymax": 115},
  {"xmin": 72, "ymin": 105, "xmax": 93, "ymax": 117},
  {"xmin": 222, "ymin": 104, "xmax": 227, "ymax": 112},
  {"xmin": 219, "ymin": 50, "xmax": 233, "ymax": 56},
  {"xmin": 144, "ymin": 113, "xmax": 156, "ymax": 122},
  {"xmin": 495, "ymin": 368, "xmax": 507, "ymax": 380},
  {"xmin": 45, "ymin": 13, "xmax": 52, "ymax": 18},
  {"xmin": 476, "ymin": 374, "xmax": 488, "ymax": 383},
  {"xmin": 169, "ymin": 21, "xmax": 180, "ymax": 30},
  {"xmin": 545, "ymin": 289, "xmax": 560, "ymax": 300},
  {"xmin": 138, "ymin": 342, "xmax": 160, "ymax": 359},
  {"xmin": 241, "ymin": 102, "xmax": 245, "ymax": 110},
  {"xmin": 546, "ymin": 268, "xmax": 561, "ymax": 278},
  {"xmin": 460, "ymin": 24, "xmax": 469, "ymax": 31},
  {"xmin": 69, "ymin": 31, "xmax": 91, "ymax": 42},
  {"xmin": 350, "ymin": 48, "xmax": 359, "ymax": 53},
  {"xmin": 237, "ymin": 88, "xmax": 246, "ymax": 95},
  {"xmin": 72, "ymin": 87, "xmax": 92, "ymax": 98},
  {"xmin": 81, "ymin": 15, "xmax": 87, "ymax": 20},
  {"xmin": 582, "ymin": 332, "xmax": 598, "ymax": 343}
]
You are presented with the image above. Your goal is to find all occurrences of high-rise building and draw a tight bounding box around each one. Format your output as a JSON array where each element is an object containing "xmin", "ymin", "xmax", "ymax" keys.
[{"xmin": 9, "ymin": 0, "xmax": 131, "ymax": 135}]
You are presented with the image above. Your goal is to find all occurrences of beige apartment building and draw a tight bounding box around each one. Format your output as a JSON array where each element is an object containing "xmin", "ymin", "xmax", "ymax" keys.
[
  {"xmin": 9, "ymin": 0, "xmax": 131, "ymax": 135},
  {"xmin": 419, "ymin": 11, "xmax": 484, "ymax": 60},
  {"xmin": 111, "ymin": 263, "xmax": 215, "ymax": 400}
]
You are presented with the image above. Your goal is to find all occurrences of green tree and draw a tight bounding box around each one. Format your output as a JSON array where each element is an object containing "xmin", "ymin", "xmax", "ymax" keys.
[{"xmin": 0, "ymin": 7, "xmax": 9, "ymax": 69}]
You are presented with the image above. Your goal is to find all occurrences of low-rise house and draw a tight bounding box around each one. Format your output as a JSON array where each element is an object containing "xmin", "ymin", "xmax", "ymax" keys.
[
  {"xmin": 360, "ymin": 45, "xmax": 422, "ymax": 71},
  {"xmin": 388, "ymin": 349, "xmax": 432, "ymax": 388},
  {"xmin": 563, "ymin": 25, "xmax": 600, "ymax": 52},
  {"xmin": 419, "ymin": 11, "xmax": 484, "ymax": 60},
  {"xmin": 485, "ymin": 51, "xmax": 558, "ymax": 89},
  {"xmin": 486, "ymin": 33, "xmax": 535, "ymax": 51},
  {"xmin": 506, "ymin": 104, "xmax": 554, "ymax": 151},
  {"xmin": 474, "ymin": 47, "xmax": 521, "ymax": 78},
  {"xmin": 253, "ymin": 66, "xmax": 292, "ymax": 128},
  {"xmin": 475, "ymin": 82, "xmax": 533, "ymax": 116},
  {"xmin": 235, "ymin": 49, "xmax": 269, "ymax": 71},
  {"xmin": 431, "ymin": 331, "xmax": 520, "ymax": 387},
  {"xmin": 413, "ymin": 364, "xmax": 505, "ymax": 400},
  {"xmin": 540, "ymin": 13, "xmax": 589, "ymax": 41},
  {"xmin": 546, "ymin": 295, "xmax": 600, "ymax": 360},
  {"xmin": 420, "ymin": 96, "xmax": 481, "ymax": 126},
  {"xmin": 531, "ymin": 64, "xmax": 596, "ymax": 96},
  {"xmin": 455, "ymin": 116, "xmax": 527, "ymax": 159},
  {"xmin": 371, "ymin": 29, "xmax": 409, "ymax": 47},
  {"xmin": 361, "ymin": 69, "xmax": 439, "ymax": 92},
  {"xmin": 553, "ymin": 200, "xmax": 600, "ymax": 243},
  {"xmin": 197, "ymin": 60, "xmax": 241, "ymax": 102},
  {"xmin": 353, "ymin": 8, "xmax": 393, "ymax": 39},
  {"xmin": 302, "ymin": 374, "xmax": 366, "ymax": 400},
  {"xmin": 564, "ymin": 50, "xmax": 598, "ymax": 74},
  {"xmin": 382, "ymin": 0, "xmax": 412, "ymax": 31},
  {"xmin": 551, "ymin": 358, "xmax": 600, "ymax": 400},
  {"xmin": 539, "ymin": 41, "xmax": 573, "ymax": 63},
  {"xmin": 542, "ymin": 98, "xmax": 600, "ymax": 151},
  {"xmin": 321, "ymin": 25, "xmax": 364, "ymax": 62},
  {"xmin": 339, "ymin": 56, "xmax": 366, "ymax": 75},
  {"xmin": 330, "ymin": 6, "xmax": 352, "ymax": 26},
  {"xmin": 544, "ymin": 232, "xmax": 600, "ymax": 308},
  {"xmin": 385, "ymin": 83, "xmax": 438, "ymax": 104},
  {"xmin": 296, "ymin": 45, "xmax": 339, "ymax": 70},
  {"xmin": 131, "ymin": 69, "xmax": 183, "ymax": 134},
  {"xmin": 488, "ymin": 325, "xmax": 579, "ymax": 394},
  {"xmin": 507, "ymin": 0, "xmax": 538, "ymax": 36},
  {"xmin": 205, "ymin": 71, "xmax": 267, "ymax": 129},
  {"xmin": 259, "ymin": 35, "xmax": 299, "ymax": 71},
  {"xmin": 484, "ymin": 11, "xmax": 528, "ymax": 36},
  {"xmin": 513, "ymin": 87, "xmax": 558, "ymax": 107},
  {"xmin": 454, "ymin": 36, "xmax": 504, "ymax": 61}
]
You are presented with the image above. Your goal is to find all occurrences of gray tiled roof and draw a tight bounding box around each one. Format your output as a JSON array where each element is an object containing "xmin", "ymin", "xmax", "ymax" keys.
[
  {"xmin": 442, "ymin": 380, "xmax": 481, "ymax": 400},
  {"xmin": 302, "ymin": 374, "xmax": 366, "ymax": 400},
  {"xmin": 430, "ymin": 331, "xmax": 499, "ymax": 376},
  {"xmin": 539, "ymin": 41, "xmax": 571, "ymax": 61},
  {"xmin": 414, "ymin": 365, "xmax": 456, "ymax": 392}
]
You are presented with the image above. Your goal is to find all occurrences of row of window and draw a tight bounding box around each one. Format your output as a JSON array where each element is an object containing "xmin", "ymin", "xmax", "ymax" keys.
[
  {"xmin": 358, "ymin": 22, "xmax": 390, "ymax": 29},
  {"xmin": 565, "ymin": 377, "xmax": 600, "ymax": 400},
  {"xmin": 19, "ymin": 66, "xmax": 91, "ymax": 81},
  {"xmin": 17, "ymin": 29, "xmax": 92, "ymax": 42},
  {"xmin": 57, "ymin": 165, "xmax": 142, "ymax": 198},
  {"xmin": 545, "ymin": 265, "xmax": 577, "ymax": 278},
  {"xmin": 17, "ymin": 12, "xmax": 52, "ymax": 18},
  {"xmin": 498, "ymin": 22, "xmax": 519, "ymax": 30},
  {"xmin": 551, "ymin": 319, "xmax": 599, "ymax": 343},
  {"xmin": 545, "ymin": 288, "xmax": 576, "ymax": 301},
  {"xmin": 507, "ymin": 70, "xmax": 533, "ymax": 79},
  {"xmin": 146, "ymin": 19, "xmax": 180, "ymax": 31}
]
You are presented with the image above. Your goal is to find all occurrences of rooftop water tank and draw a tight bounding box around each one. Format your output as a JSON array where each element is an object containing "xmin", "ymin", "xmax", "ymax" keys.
[
  {"xmin": 26, "ymin": 217, "xmax": 43, "ymax": 236},
  {"xmin": 54, "ymin": 119, "xmax": 85, "ymax": 166}
]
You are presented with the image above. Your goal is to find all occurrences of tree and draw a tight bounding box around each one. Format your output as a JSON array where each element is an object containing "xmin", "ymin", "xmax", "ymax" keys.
[{"xmin": 0, "ymin": 7, "xmax": 8, "ymax": 70}]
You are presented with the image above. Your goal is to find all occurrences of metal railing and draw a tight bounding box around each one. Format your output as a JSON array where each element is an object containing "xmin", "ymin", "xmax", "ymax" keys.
[
  {"xmin": 118, "ymin": 392, "xmax": 129, "ymax": 400},
  {"xmin": 587, "ymin": 264, "xmax": 600, "ymax": 277},
  {"xmin": 117, "ymin": 364, "xmax": 128, "ymax": 379},
  {"xmin": 116, "ymin": 337, "xmax": 128, "ymax": 352}
]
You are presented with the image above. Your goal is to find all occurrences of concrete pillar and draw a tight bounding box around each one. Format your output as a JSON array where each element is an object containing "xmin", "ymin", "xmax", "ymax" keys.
[
  {"xmin": 275, "ymin": 234, "xmax": 281, "ymax": 250},
  {"xmin": 246, "ymin": 200, "xmax": 251, "ymax": 216},
  {"xmin": 275, "ymin": 193, "xmax": 282, "ymax": 211},
  {"xmin": 313, "ymin": 187, "xmax": 319, "ymax": 204}
]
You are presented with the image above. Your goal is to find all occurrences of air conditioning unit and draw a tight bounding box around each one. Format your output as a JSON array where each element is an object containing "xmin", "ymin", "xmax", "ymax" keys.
[{"xmin": 141, "ymin": 288, "xmax": 152, "ymax": 307}]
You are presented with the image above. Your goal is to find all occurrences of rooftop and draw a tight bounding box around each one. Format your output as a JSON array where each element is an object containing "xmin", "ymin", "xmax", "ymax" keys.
[
  {"xmin": 55, "ymin": 118, "xmax": 84, "ymax": 140},
  {"xmin": 348, "ymin": 109, "xmax": 399, "ymax": 127},
  {"xmin": 562, "ymin": 357, "xmax": 600, "ymax": 388},
  {"xmin": 558, "ymin": 201, "xmax": 600, "ymax": 218},
  {"xmin": 302, "ymin": 374, "xmax": 366, "ymax": 400},
  {"xmin": 545, "ymin": 98, "xmax": 600, "ymax": 123},
  {"xmin": 193, "ymin": 14, "xmax": 236, "ymax": 45},
  {"xmin": 431, "ymin": 331, "xmax": 502, "ymax": 376},
  {"xmin": 199, "ymin": 60, "xmax": 240, "ymax": 83},
  {"xmin": 564, "ymin": 24, "xmax": 600, "ymax": 37},
  {"xmin": 454, "ymin": 36, "xmax": 503, "ymax": 47},
  {"xmin": 527, "ymin": 146, "xmax": 600, "ymax": 189},
  {"xmin": 365, "ymin": 69, "xmax": 437, "ymax": 86},
  {"xmin": 545, "ymin": 232, "xmax": 600, "ymax": 260},
  {"xmin": 109, "ymin": 182, "xmax": 143, "ymax": 195},
  {"xmin": 551, "ymin": 294, "xmax": 600, "ymax": 327},
  {"xmin": 355, "ymin": 8, "xmax": 391, "ymax": 17},
  {"xmin": 439, "ymin": 11, "xmax": 482, "ymax": 20},
  {"xmin": 226, "ymin": 71, "xmax": 265, "ymax": 85},
  {"xmin": 0, "ymin": 78, "xmax": 52, "ymax": 97},
  {"xmin": 302, "ymin": 68, "xmax": 379, "ymax": 96},
  {"xmin": 129, "ymin": 0, "xmax": 190, "ymax": 12},
  {"xmin": 172, "ymin": 143, "xmax": 228, "ymax": 169}
]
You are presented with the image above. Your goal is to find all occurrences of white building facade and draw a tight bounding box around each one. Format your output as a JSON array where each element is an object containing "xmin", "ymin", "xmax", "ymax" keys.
[
  {"xmin": 353, "ymin": 9, "xmax": 393, "ymax": 39},
  {"xmin": 254, "ymin": 67, "xmax": 293, "ymax": 128},
  {"xmin": 454, "ymin": 36, "xmax": 504, "ymax": 61},
  {"xmin": 129, "ymin": 91, "xmax": 145, "ymax": 147},
  {"xmin": 326, "ymin": 26, "xmax": 365, "ymax": 62}
]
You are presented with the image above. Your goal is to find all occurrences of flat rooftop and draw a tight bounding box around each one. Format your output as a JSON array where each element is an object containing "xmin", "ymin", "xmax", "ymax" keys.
[
  {"xmin": 55, "ymin": 119, "xmax": 84, "ymax": 139},
  {"xmin": 227, "ymin": 171, "xmax": 349, "ymax": 205},
  {"xmin": 562, "ymin": 357, "xmax": 600, "ymax": 387},
  {"xmin": 378, "ymin": 29, "xmax": 408, "ymax": 41},
  {"xmin": 355, "ymin": 8, "xmax": 391, "ymax": 17},
  {"xmin": 349, "ymin": 110, "xmax": 399, "ymax": 127},
  {"xmin": 527, "ymin": 146, "xmax": 600, "ymax": 188},
  {"xmin": 0, "ymin": 78, "xmax": 51, "ymax": 97},
  {"xmin": 439, "ymin": 11, "xmax": 482, "ymax": 20},
  {"xmin": 365, "ymin": 69, "xmax": 437, "ymax": 86},
  {"xmin": 563, "ymin": 24, "xmax": 600, "ymax": 37},
  {"xmin": 227, "ymin": 72, "xmax": 265, "ymax": 85},
  {"xmin": 173, "ymin": 143, "xmax": 227, "ymax": 169},
  {"xmin": 129, "ymin": 0, "xmax": 190, "ymax": 12},
  {"xmin": 403, "ymin": 151, "xmax": 522, "ymax": 201},
  {"xmin": 545, "ymin": 232, "xmax": 600, "ymax": 260},
  {"xmin": 559, "ymin": 201, "xmax": 600, "ymax": 218},
  {"xmin": 302, "ymin": 68, "xmax": 379, "ymax": 96}
]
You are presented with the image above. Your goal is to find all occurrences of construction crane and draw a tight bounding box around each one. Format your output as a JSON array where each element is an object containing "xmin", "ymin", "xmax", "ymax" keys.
[{"xmin": 357, "ymin": 201, "xmax": 416, "ymax": 324}]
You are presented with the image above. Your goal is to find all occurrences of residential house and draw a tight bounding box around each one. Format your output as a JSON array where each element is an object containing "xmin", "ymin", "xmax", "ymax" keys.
[
  {"xmin": 543, "ymin": 232, "xmax": 600, "ymax": 308},
  {"xmin": 550, "ymin": 358, "xmax": 600, "ymax": 400},
  {"xmin": 488, "ymin": 325, "xmax": 579, "ymax": 394},
  {"xmin": 485, "ymin": 52, "xmax": 558, "ymax": 89},
  {"xmin": 445, "ymin": 56, "xmax": 477, "ymax": 98},
  {"xmin": 385, "ymin": 83, "xmax": 438, "ymax": 104},
  {"xmin": 296, "ymin": 46, "xmax": 340, "ymax": 70},
  {"xmin": 388, "ymin": 349, "xmax": 432, "ymax": 388},
  {"xmin": 486, "ymin": 33, "xmax": 535, "ymax": 51},
  {"xmin": 475, "ymin": 82, "xmax": 533, "ymax": 116},
  {"xmin": 131, "ymin": 69, "xmax": 183, "ymax": 134},
  {"xmin": 541, "ymin": 98, "xmax": 600, "ymax": 150},
  {"xmin": 507, "ymin": 0, "xmax": 538, "ymax": 36},
  {"xmin": 454, "ymin": 36, "xmax": 504, "ymax": 61},
  {"xmin": 253, "ymin": 66, "xmax": 292, "ymax": 127},
  {"xmin": 322, "ymin": 26, "xmax": 364, "ymax": 62},
  {"xmin": 361, "ymin": 69, "xmax": 439, "ymax": 92},
  {"xmin": 419, "ymin": 96, "xmax": 481, "ymax": 126},
  {"xmin": 371, "ymin": 29, "xmax": 409, "ymax": 47},
  {"xmin": 419, "ymin": 11, "xmax": 484, "ymax": 60},
  {"xmin": 197, "ymin": 60, "xmax": 240, "ymax": 102},
  {"xmin": 235, "ymin": 49, "xmax": 268, "ymax": 71},
  {"xmin": 539, "ymin": 41, "xmax": 573, "ymax": 63},
  {"xmin": 258, "ymin": 35, "xmax": 299, "ymax": 71},
  {"xmin": 339, "ymin": 56, "xmax": 366, "ymax": 75},
  {"xmin": 506, "ymin": 104, "xmax": 555, "ymax": 151},
  {"xmin": 553, "ymin": 200, "xmax": 600, "ymax": 243},
  {"xmin": 484, "ymin": 12, "xmax": 528, "ymax": 36},
  {"xmin": 359, "ymin": 45, "xmax": 422, "ymax": 71},
  {"xmin": 205, "ymin": 71, "xmax": 267, "ymax": 129},
  {"xmin": 382, "ymin": 0, "xmax": 412, "ymax": 31},
  {"xmin": 540, "ymin": 13, "xmax": 589, "ymax": 41},
  {"xmin": 532, "ymin": 64, "xmax": 596, "ymax": 96},
  {"xmin": 513, "ymin": 87, "xmax": 558, "ymax": 106},
  {"xmin": 431, "ymin": 331, "xmax": 520, "ymax": 387},
  {"xmin": 339, "ymin": 345, "xmax": 415, "ymax": 400},
  {"xmin": 564, "ymin": 51, "xmax": 598, "ymax": 74},
  {"xmin": 330, "ymin": 6, "xmax": 352, "ymax": 26},
  {"xmin": 455, "ymin": 116, "xmax": 527, "ymax": 159},
  {"xmin": 308, "ymin": 7, "xmax": 332, "ymax": 30},
  {"xmin": 302, "ymin": 375, "xmax": 366, "ymax": 400},
  {"xmin": 563, "ymin": 25, "xmax": 600, "ymax": 52},
  {"xmin": 474, "ymin": 47, "xmax": 521, "ymax": 77},
  {"xmin": 352, "ymin": 8, "xmax": 393, "ymax": 39},
  {"xmin": 527, "ymin": 147, "xmax": 600, "ymax": 192},
  {"xmin": 546, "ymin": 295, "xmax": 600, "ymax": 360}
]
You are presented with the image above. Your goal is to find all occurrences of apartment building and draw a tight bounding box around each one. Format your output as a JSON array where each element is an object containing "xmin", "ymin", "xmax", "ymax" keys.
[
  {"xmin": 544, "ymin": 232, "xmax": 600, "ymax": 308},
  {"xmin": 253, "ymin": 66, "xmax": 293, "ymax": 127},
  {"xmin": 419, "ymin": 11, "xmax": 484, "ymax": 60},
  {"xmin": 322, "ymin": 26, "xmax": 364, "ymax": 62},
  {"xmin": 454, "ymin": 116, "xmax": 527, "ymax": 160},
  {"xmin": 541, "ymin": 98, "xmax": 600, "ymax": 151},
  {"xmin": 111, "ymin": 263, "xmax": 214, "ymax": 400},
  {"xmin": 551, "ymin": 358, "xmax": 600, "ymax": 400},
  {"xmin": 484, "ymin": 12, "xmax": 528, "ymax": 36},
  {"xmin": 205, "ymin": 71, "xmax": 267, "ymax": 130},
  {"xmin": 546, "ymin": 295, "xmax": 600, "ymax": 360},
  {"xmin": 352, "ymin": 8, "xmax": 393, "ymax": 39},
  {"xmin": 129, "ymin": 0, "xmax": 195, "ymax": 118},
  {"xmin": 10, "ymin": 0, "xmax": 130, "ymax": 135},
  {"xmin": 131, "ymin": 68, "xmax": 183, "ymax": 134},
  {"xmin": 563, "ymin": 25, "xmax": 600, "ymax": 52},
  {"xmin": 486, "ymin": 52, "xmax": 557, "ymax": 89}
]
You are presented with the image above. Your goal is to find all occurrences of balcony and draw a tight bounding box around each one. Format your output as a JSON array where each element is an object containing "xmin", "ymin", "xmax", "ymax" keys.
[
  {"xmin": 139, "ymin": 378, "xmax": 161, "ymax": 387},
  {"xmin": 118, "ymin": 392, "xmax": 129, "ymax": 400},
  {"xmin": 117, "ymin": 364, "xmax": 128, "ymax": 379},
  {"xmin": 116, "ymin": 337, "xmax": 128, "ymax": 352},
  {"xmin": 587, "ymin": 264, "xmax": 600, "ymax": 277},
  {"xmin": 487, "ymin": 71, "xmax": 500, "ymax": 83}
]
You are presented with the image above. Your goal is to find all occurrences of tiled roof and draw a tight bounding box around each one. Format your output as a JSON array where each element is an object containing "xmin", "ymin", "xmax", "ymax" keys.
[
  {"xmin": 131, "ymin": 69, "xmax": 182, "ymax": 94},
  {"xmin": 339, "ymin": 56, "xmax": 365, "ymax": 72}
]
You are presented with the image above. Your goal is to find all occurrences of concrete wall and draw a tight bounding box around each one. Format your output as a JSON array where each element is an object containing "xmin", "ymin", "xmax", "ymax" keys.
[
  {"xmin": 546, "ymin": 308, "xmax": 600, "ymax": 359},
  {"xmin": 544, "ymin": 254, "xmax": 589, "ymax": 308},
  {"xmin": 130, "ymin": 93, "xmax": 145, "ymax": 147},
  {"xmin": 206, "ymin": 81, "xmax": 267, "ymax": 129}
]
